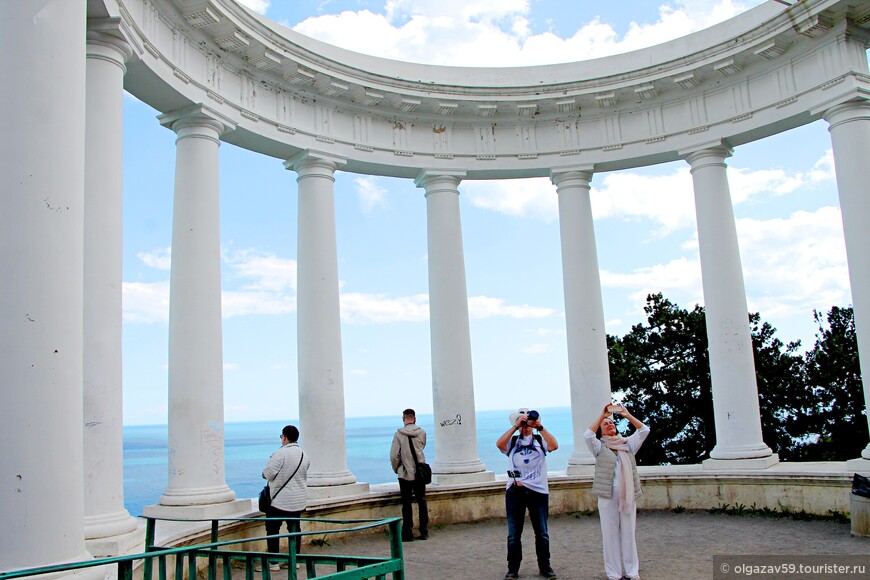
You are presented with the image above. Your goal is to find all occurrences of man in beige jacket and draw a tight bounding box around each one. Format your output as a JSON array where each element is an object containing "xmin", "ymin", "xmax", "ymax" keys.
[{"xmin": 390, "ymin": 408, "xmax": 429, "ymax": 542}]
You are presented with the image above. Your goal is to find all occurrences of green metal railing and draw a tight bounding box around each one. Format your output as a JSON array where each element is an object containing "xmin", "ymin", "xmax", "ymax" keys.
[{"xmin": 0, "ymin": 516, "xmax": 404, "ymax": 580}]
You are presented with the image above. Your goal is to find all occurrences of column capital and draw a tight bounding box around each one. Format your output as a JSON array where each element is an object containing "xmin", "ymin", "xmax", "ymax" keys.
[
  {"xmin": 284, "ymin": 149, "xmax": 346, "ymax": 174},
  {"xmin": 680, "ymin": 140, "xmax": 733, "ymax": 171},
  {"xmin": 822, "ymin": 97, "xmax": 870, "ymax": 130},
  {"xmin": 414, "ymin": 169, "xmax": 466, "ymax": 193},
  {"xmin": 550, "ymin": 166, "xmax": 594, "ymax": 189},
  {"xmin": 158, "ymin": 104, "xmax": 236, "ymax": 138},
  {"xmin": 87, "ymin": 18, "xmax": 133, "ymax": 67}
]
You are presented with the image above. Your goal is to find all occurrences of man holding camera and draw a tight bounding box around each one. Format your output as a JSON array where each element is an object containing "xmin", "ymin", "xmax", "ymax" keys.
[{"xmin": 496, "ymin": 407, "xmax": 559, "ymax": 580}]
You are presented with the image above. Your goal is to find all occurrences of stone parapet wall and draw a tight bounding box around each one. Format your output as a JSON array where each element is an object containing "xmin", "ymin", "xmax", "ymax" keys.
[{"xmin": 300, "ymin": 464, "xmax": 853, "ymax": 537}]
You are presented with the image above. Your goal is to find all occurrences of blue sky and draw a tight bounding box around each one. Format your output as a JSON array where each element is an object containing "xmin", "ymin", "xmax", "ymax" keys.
[{"xmin": 121, "ymin": 0, "xmax": 853, "ymax": 425}]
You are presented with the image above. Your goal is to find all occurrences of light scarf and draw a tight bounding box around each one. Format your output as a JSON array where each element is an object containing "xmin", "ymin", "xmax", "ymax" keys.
[{"xmin": 601, "ymin": 435, "xmax": 635, "ymax": 512}]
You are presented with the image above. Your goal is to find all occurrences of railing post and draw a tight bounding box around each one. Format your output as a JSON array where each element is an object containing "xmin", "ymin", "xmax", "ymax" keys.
[
  {"xmin": 143, "ymin": 517, "xmax": 156, "ymax": 579},
  {"xmin": 388, "ymin": 518, "xmax": 404, "ymax": 580},
  {"xmin": 288, "ymin": 524, "xmax": 298, "ymax": 580},
  {"xmin": 118, "ymin": 560, "xmax": 134, "ymax": 580}
]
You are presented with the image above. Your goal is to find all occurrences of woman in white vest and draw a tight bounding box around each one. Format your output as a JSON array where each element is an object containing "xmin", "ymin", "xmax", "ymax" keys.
[{"xmin": 584, "ymin": 403, "xmax": 650, "ymax": 580}]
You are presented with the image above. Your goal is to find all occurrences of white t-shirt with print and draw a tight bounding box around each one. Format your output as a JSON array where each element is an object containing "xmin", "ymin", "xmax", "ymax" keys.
[{"xmin": 504, "ymin": 434, "xmax": 550, "ymax": 494}]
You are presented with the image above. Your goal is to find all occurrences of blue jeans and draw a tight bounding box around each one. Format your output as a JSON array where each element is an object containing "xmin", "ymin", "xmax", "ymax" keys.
[{"xmin": 505, "ymin": 484, "xmax": 550, "ymax": 574}]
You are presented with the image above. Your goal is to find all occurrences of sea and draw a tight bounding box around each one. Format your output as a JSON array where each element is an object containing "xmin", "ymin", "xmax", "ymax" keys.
[{"xmin": 123, "ymin": 406, "xmax": 575, "ymax": 516}]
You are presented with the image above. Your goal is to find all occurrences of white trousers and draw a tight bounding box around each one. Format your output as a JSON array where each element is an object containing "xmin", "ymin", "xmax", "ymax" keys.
[{"xmin": 597, "ymin": 492, "xmax": 639, "ymax": 579}]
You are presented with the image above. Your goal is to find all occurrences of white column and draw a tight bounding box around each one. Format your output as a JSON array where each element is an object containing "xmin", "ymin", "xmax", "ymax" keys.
[
  {"xmin": 285, "ymin": 151, "xmax": 368, "ymax": 498},
  {"xmin": 83, "ymin": 22, "xmax": 141, "ymax": 553},
  {"xmin": 144, "ymin": 105, "xmax": 248, "ymax": 518},
  {"xmin": 682, "ymin": 144, "xmax": 777, "ymax": 469},
  {"xmin": 824, "ymin": 100, "xmax": 870, "ymax": 466},
  {"xmin": 551, "ymin": 169, "xmax": 612, "ymax": 473},
  {"xmin": 0, "ymin": 0, "xmax": 96, "ymax": 572},
  {"xmin": 416, "ymin": 171, "xmax": 492, "ymax": 484}
]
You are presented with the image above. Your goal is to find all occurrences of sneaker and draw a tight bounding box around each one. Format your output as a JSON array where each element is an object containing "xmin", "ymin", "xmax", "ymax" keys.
[
  {"xmin": 504, "ymin": 573, "xmax": 519, "ymax": 580},
  {"xmin": 418, "ymin": 531, "xmax": 429, "ymax": 540},
  {"xmin": 540, "ymin": 567, "xmax": 557, "ymax": 579},
  {"xmin": 401, "ymin": 533, "xmax": 415, "ymax": 542},
  {"xmin": 253, "ymin": 563, "xmax": 280, "ymax": 572}
]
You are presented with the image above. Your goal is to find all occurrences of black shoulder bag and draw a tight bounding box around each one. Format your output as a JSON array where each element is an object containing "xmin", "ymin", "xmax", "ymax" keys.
[
  {"xmin": 259, "ymin": 451, "xmax": 305, "ymax": 513},
  {"xmin": 405, "ymin": 434, "xmax": 432, "ymax": 485}
]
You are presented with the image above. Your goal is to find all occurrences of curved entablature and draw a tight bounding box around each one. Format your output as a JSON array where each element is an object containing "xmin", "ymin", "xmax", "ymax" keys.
[{"xmin": 116, "ymin": 0, "xmax": 870, "ymax": 178}]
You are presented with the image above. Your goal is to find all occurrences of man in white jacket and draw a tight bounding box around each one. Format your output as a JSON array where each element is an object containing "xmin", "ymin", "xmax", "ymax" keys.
[
  {"xmin": 390, "ymin": 408, "xmax": 429, "ymax": 542},
  {"xmin": 261, "ymin": 425, "xmax": 310, "ymax": 571}
]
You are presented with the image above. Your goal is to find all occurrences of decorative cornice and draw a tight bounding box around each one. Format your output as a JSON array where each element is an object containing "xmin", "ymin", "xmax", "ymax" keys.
[{"xmin": 114, "ymin": 0, "xmax": 868, "ymax": 177}]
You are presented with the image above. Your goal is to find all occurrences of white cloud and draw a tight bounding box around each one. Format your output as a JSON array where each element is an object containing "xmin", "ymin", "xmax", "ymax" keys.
[
  {"xmin": 137, "ymin": 248, "xmax": 171, "ymax": 271},
  {"xmin": 385, "ymin": 0, "xmax": 529, "ymax": 21},
  {"xmin": 123, "ymin": 281, "xmax": 170, "ymax": 324},
  {"xmin": 222, "ymin": 290, "xmax": 296, "ymax": 317},
  {"xmin": 600, "ymin": 205, "xmax": 851, "ymax": 337},
  {"xmin": 224, "ymin": 363, "xmax": 240, "ymax": 371},
  {"xmin": 737, "ymin": 206, "xmax": 850, "ymax": 319},
  {"xmin": 238, "ymin": 0, "xmax": 270, "ymax": 15},
  {"xmin": 591, "ymin": 148, "xmax": 836, "ymax": 234},
  {"xmin": 292, "ymin": 1, "xmax": 764, "ymax": 66},
  {"xmin": 601, "ymin": 256, "xmax": 704, "ymax": 315},
  {"xmin": 349, "ymin": 369, "xmax": 367, "ymax": 376},
  {"xmin": 468, "ymin": 296, "xmax": 555, "ymax": 319},
  {"xmin": 463, "ymin": 178, "xmax": 557, "ymax": 222},
  {"xmin": 522, "ymin": 344, "xmax": 549, "ymax": 354},
  {"xmin": 338, "ymin": 291, "xmax": 556, "ymax": 324},
  {"xmin": 592, "ymin": 169, "xmax": 696, "ymax": 234},
  {"xmin": 225, "ymin": 249, "xmax": 297, "ymax": 292},
  {"xmin": 340, "ymin": 292, "xmax": 430, "ymax": 324},
  {"xmin": 354, "ymin": 176, "xmax": 388, "ymax": 214}
]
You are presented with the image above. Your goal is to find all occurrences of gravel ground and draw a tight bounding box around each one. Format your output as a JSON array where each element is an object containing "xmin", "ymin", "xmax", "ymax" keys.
[{"xmin": 297, "ymin": 510, "xmax": 870, "ymax": 579}]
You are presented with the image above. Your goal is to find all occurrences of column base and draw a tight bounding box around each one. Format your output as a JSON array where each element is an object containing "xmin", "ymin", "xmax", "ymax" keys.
[
  {"xmin": 142, "ymin": 498, "xmax": 252, "ymax": 520},
  {"xmin": 702, "ymin": 454, "xmax": 779, "ymax": 470},
  {"xmin": 85, "ymin": 522, "xmax": 146, "ymax": 558},
  {"xmin": 84, "ymin": 509, "xmax": 139, "ymax": 540},
  {"xmin": 432, "ymin": 471, "xmax": 495, "ymax": 485},
  {"xmin": 565, "ymin": 463, "xmax": 596, "ymax": 477},
  {"xmin": 307, "ymin": 482, "xmax": 371, "ymax": 501},
  {"xmin": 846, "ymin": 457, "xmax": 870, "ymax": 474}
]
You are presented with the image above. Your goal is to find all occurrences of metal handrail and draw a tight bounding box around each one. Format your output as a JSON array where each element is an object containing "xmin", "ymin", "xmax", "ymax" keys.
[{"xmin": 0, "ymin": 516, "xmax": 404, "ymax": 580}]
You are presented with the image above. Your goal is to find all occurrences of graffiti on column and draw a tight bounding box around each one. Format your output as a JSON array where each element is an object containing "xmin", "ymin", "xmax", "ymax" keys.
[
  {"xmin": 201, "ymin": 424, "xmax": 224, "ymax": 476},
  {"xmin": 440, "ymin": 414, "xmax": 462, "ymax": 427}
]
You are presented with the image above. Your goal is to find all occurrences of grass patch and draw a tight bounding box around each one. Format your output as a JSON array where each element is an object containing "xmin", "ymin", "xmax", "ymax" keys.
[
  {"xmin": 309, "ymin": 535, "xmax": 331, "ymax": 547},
  {"xmin": 706, "ymin": 502, "xmax": 848, "ymax": 523}
]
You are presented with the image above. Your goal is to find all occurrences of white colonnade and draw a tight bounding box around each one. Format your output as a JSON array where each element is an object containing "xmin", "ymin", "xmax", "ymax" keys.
[
  {"xmin": 288, "ymin": 152, "xmax": 369, "ymax": 497},
  {"xmin": 417, "ymin": 172, "xmax": 492, "ymax": 483},
  {"xmin": 83, "ymin": 21, "xmax": 142, "ymax": 554},
  {"xmin": 551, "ymin": 169, "xmax": 614, "ymax": 473},
  {"xmin": 4, "ymin": 0, "xmax": 870, "ymax": 573},
  {"xmin": 825, "ymin": 100, "xmax": 870, "ymax": 468},
  {"xmin": 0, "ymin": 0, "xmax": 96, "ymax": 574},
  {"xmin": 683, "ymin": 145, "xmax": 777, "ymax": 468},
  {"xmin": 144, "ymin": 105, "xmax": 248, "ymax": 518}
]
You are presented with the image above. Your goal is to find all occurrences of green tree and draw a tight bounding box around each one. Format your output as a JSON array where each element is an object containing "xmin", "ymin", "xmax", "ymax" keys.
[
  {"xmin": 801, "ymin": 306, "xmax": 867, "ymax": 460},
  {"xmin": 607, "ymin": 293, "xmax": 714, "ymax": 465},
  {"xmin": 607, "ymin": 293, "xmax": 809, "ymax": 464},
  {"xmin": 749, "ymin": 313, "xmax": 807, "ymax": 460}
]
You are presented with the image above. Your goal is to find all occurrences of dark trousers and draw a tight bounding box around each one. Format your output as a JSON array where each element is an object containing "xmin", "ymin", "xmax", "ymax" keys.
[
  {"xmin": 505, "ymin": 484, "xmax": 550, "ymax": 574},
  {"xmin": 265, "ymin": 506, "xmax": 303, "ymax": 559},
  {"xmin": 398, "ymin": 477, "xmax": 429, "ymax": 536}
]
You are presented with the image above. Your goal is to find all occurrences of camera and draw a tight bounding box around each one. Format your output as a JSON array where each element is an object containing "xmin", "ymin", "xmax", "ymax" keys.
[
  {"xmin": 507, "ymin": 470, "xmax": 522, "ymax": 478},
  {"xmin": 521, "ymin": 409, "xmax": 540, "ymax": 426}
]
